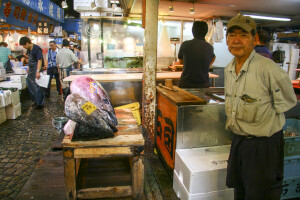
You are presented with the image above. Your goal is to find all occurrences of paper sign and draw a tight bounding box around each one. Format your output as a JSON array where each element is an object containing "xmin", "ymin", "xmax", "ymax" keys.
[
  {"xmin": 35, "ymin": 73, "xmax": 50, "ymax": 88},
  {"xmin": 81, "ymin": 101, "xmax": 97, "ymax": 115}
]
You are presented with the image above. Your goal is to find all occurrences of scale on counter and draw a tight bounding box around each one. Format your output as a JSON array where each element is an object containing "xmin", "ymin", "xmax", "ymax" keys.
[{"xmin": 170, "ymin": 37, "xmax": 180, "ymax": 62}]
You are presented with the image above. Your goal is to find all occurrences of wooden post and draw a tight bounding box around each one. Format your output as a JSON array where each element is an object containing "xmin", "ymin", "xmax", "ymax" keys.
[
  {"xmin": 132, "ymin": 156, "xmax": 144, "ymax": 199},
  {"xmin": 142, "ymin": 0, "xmax": 159, "ymax": 153},
  {"xmin": 63, "ymin": 149, "xmax": 76, "ymax": 200}
]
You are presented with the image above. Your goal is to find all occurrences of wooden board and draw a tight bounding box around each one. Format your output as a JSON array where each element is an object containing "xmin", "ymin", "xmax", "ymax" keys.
[
  {"xmin": 157, "ymin": 85, "xmax": 207, "ymax": 105},
  {"xmin": 62, "ymin": 109, "xmax": 144, "ymax": 148},
  {"xmin": 16, "ymin": 152, "xmax": 65, "ymax": 200},
  {"xmin": 156, "ymin": 92, "xmax": 178, "ymax": 169},
  {"xmin": 63, "ymin": 72, "xmax": 219, "ymax": 82}
]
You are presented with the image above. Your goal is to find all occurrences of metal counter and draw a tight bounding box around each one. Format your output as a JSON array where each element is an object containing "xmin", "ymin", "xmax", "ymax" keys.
[{"xmin": 177, "ymin": 88, "xmax": 233, "ymax": 149}]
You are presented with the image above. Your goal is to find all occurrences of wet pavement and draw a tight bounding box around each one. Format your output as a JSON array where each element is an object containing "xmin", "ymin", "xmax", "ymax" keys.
[{"xmin": 0, "ymin": 86, "xmax": 65, "ymax": 200}]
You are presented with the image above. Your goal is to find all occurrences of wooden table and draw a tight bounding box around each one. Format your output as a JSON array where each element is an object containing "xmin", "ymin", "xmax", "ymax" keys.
[
  {"xmin": 63, "ymin": 72, "xmax": 219, "ymax": 87},
  {"xmin": 62, "ymin": 109, "xmax": 144, "ymax": 200}
]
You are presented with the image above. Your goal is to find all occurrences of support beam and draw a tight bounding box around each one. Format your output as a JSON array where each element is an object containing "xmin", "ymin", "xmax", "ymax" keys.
[{"xmin": 142, "ymin": 0, "xmax": 159, "ymax": 153}]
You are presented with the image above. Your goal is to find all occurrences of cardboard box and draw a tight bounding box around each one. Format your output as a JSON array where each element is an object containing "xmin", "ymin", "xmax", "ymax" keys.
[
  {"xmin": 173, "ymin": 170, "xmax": 234, "ymax": 200},
  {"xmin": 0, "ymin": 107, "xmax": 6, "ymax": 124},
  {"xmin": 5, "ymin": 103, "xmax": 21, "ymax": 119},
  {"xmin": 174, "ymin": 145, "xmax": 230, "ymax": 194}
]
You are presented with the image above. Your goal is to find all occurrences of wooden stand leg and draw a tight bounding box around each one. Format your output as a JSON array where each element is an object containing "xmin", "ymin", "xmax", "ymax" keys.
[
  {"xmin": 63, "ymin": 149, "xmax": 76, "ymax": 200},
  {"xmin": 132, "ymin": 156, "xmax": 144, "ymax": 199}
]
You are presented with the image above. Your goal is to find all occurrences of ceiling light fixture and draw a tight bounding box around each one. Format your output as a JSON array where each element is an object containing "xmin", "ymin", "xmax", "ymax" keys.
[
  {"xmin": 91, "ymin": 1, "xmax": 97, "ymax": 10},
  {"xmin": 189, "ymin": 1, "xmax": 195, "ymax": 14},
  {"xmin": 61, "ymin": 0, "xmax": 68, "ymax": 8},
  {"xmin": 169, "ymin": 1, "xmax": 174, "ymax": 13},
  {"xmin": 241, "ymin": 12, "xmax": 291, "ymax": 21}
]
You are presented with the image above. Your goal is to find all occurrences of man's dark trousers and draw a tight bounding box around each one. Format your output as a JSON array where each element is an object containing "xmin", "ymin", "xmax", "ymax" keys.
[{"xmin": 45, "ymin": 67, "xmax": 61, "ymax": 97}]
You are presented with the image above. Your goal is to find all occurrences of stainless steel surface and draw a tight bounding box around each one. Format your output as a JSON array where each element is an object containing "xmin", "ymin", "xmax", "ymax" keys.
[
  {"xmin": 52, "ymin": 117, "xmax": 68, "ymax": 129},
  {"xmin": 176, "ymin": 104, "xmax": 233, "ymax": 149},
  {"xmin": 176, "ymin": 88, "xmax": 233, "ymax": 149}
]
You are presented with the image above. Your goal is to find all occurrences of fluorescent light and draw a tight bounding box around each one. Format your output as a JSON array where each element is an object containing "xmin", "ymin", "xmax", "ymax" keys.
[
  {"xmin": 241, "ymin": 13, "xmax": 291, "ymax": 21},
  {"xmin": 62, "ymin": 1, "xmax": 68, "ymax": 8},
  {"xmin": 169, "ymin": 5, "xmax": 174, "ymax": 12}
]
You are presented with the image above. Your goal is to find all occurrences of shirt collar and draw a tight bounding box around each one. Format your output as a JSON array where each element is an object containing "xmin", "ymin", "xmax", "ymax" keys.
[{"xmin": 226, "ymin": 50, "xmax": 256, "ymax": 73}]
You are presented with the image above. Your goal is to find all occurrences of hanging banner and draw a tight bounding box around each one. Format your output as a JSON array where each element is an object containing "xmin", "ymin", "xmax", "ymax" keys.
[
  {"xmin": 62, "ymin": 19, "xmax": 82, "ymax": 40},
  {"xmin": 0, "ymin": 0, "xmax": 60, "ymax": 31},
  {"xmin": 10, "ymin": 0, "xmax": 63, "ymax": 22}
]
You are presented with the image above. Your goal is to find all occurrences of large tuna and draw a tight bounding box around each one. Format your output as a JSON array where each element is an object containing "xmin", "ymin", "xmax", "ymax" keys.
[
  {"xmin": 65, "ymin": 93, "xmax": 117, "ymax": 137},
  {"xmin": 70, "ymin": 76, "xmax": 118, "ymax": 126}
]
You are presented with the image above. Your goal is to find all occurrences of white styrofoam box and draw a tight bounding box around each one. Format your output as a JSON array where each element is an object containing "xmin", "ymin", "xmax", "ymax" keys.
[
  {"xmin": 1, "ymin": 90, "xmax": 12, "ymax": 106},
  {"xmin": 0, "ymin": 93, "xmax": 5, "ymax": 108},
  {"xmin": 174, "ymin": 145, "xmax": 230, "ymax": 194},
  {"xmin": 14, "ymin": 68, "xmax": 27, "ymax": 75},
  {"xmin": 173, "ymin": 170, "xmax": 234, "ymax": 200},
  {"xmin": 10, "ymin": 90, "xmax": 20, "ymax": 106},
  {"xmin": 5, "ymin": 103, "xmax": 21, "ymax": 119},
  {"xmin": 0, "ymin": 107, "xmax": 6, "ymax": 124},
  {"xmin": 0, "ymin": 68, "xmax": 5, "ymax": 75},
  {"xmin": 10, "ymin": 75, "xmax": 26, "ymax": 83},
  {"xmin": 0, "ymin": 81, "xmax": 26, "ymax": 90}
]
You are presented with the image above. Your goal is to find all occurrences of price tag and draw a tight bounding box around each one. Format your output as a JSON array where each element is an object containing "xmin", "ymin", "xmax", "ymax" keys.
[{"xmin": 81, "ymin": 101, "xmax": 97, "ymax": 115}]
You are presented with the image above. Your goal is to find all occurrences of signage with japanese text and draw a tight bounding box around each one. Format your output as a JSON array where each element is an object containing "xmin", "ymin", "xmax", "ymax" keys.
[{"xmin": 0, "ymin": 0, "xmax": 60, "ymax": 31}]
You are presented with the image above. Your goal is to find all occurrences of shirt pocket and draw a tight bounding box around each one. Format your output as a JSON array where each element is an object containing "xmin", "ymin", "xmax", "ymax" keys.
[{"xmin": 236, "ymin": 93, "xmax": 263, "ymax": 123}]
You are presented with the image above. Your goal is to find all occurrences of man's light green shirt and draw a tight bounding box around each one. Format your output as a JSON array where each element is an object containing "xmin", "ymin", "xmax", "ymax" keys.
[{"xmin": 225, "ymin": 50, "xmax": 297, "ymax": 137}]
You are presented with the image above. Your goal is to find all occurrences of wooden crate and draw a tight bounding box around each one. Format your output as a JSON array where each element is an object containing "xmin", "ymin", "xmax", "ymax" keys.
[{"xmin": 62, "ymin": 109, "xmax": 145, "ymax": 200}]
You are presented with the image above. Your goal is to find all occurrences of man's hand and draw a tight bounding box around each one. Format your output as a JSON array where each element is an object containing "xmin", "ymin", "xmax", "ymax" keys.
[{"xmin": 36, "ymin": 72, "xmax": 41, "ymax": 79}]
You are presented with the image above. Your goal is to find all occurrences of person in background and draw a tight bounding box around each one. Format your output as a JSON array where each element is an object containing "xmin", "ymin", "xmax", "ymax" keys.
[
  {"xmin": 45, "ymin": 40, "xmax": 61, "ymax": 97},
  {"xmin": 177, "ymin": 21, "xmax": 216, "ymax": 88},
  {"xmin": 15, "ymin": 54, "xmax": 29, "ymax": 65},
  {"xmin": 254, "ymin": 30, "xmax": 273, "ymax": 60},
  {"xmin": 56, "ymin": 39, "xmax": 82, "ymax": 77},
  {"xmin": 74, "ymin": 45, "xmax": 82, "ymax": 70},
  {"xmin": 19, "ymin": 37, "xmax": 45, "ymax": 109},
  {"xmin": 224, "ymin": 14, "xmax": 297, "ymax": 200},
  {"xmin": 0, "ymin": 42, "xmax": 15, "ymax": 72}
]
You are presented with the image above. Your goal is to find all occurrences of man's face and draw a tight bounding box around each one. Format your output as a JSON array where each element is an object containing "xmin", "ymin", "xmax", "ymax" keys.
[
  {"xmin": 49, "ymin": 42, "xmax": 56, "ymax": 51},
  {"xmin": 22, "ymin": 42, "xmax": 31, "ymax": 50},
  {"xmin": 226, "ymin": 28, "xmax": 256, "ymax": 59}
]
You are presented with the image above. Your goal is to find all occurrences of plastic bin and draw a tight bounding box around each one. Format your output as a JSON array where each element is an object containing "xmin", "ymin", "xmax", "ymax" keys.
[{"xmin": 283, "ymin": 118, "xmax": 300, "ymax": 158}]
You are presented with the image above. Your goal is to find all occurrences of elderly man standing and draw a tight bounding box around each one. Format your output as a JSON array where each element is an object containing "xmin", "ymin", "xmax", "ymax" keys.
[{"xmin": 224, "ymin": 15, "xmax": 296, "ymax": 199}]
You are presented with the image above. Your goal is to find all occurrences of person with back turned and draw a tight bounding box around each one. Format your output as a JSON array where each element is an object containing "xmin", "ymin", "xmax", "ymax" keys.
[
  {"xmin": 178, "ymin": 21, "xmax": 216, "ymax": 88},
  {"xmin": 254, "ymin": 30, "xmax": 273, "ymax": 60},
  {"xmin": 224, "ymin": 14, "xmax": 296, "ymax": 200}
]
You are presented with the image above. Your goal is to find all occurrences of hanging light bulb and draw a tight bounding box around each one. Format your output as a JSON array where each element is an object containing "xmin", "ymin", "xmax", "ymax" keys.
[
  {"xmin": 189, "ymin": 1, "xmax": 195, "ymax": 14},
  {"xmin": 62, "ymin": 1, "xmax": 68, "ymax": 9},
  {"xmin": 91, "ymin": 1, "xmax": 97, "ymax": 9},
  {"xmin": 169, "ymin": 0, "xmax": 174, "ymax": 12}
]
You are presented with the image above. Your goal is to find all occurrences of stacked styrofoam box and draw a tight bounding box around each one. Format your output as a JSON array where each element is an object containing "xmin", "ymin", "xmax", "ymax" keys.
[
  {"xmin": 0, "ymin": 81, "xmax": 26, "ymax": 90},
  {"xmin": 14, "ymin": 68, "xmax": 27, "ymax": 75},
  {"xmin": 0, "ymin": 89, "xmax": 21, "ymax": 120},
  {"xmin": 0, "ymin": 68, "xmax": 5, "ymax": 81},
  {"xmin": 5, "ymin": 103, "xmax": 21, "ymax": 119},
  {"xmin": 173, "ymin": 145, "xmax": 233, "ymax": 200},
  {"xmin": 10, "ymin": 75, "xmax": 26, "ymax": 83}
]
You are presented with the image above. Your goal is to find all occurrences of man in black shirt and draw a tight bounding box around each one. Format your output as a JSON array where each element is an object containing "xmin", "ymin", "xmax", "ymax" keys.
[
  {"xmin": 178, "ymin": 21, "xmax": 216, "ymax": 88},
  {"xmin": 19, "ymin": 36, "xmax": 44, "ymax": 109}
]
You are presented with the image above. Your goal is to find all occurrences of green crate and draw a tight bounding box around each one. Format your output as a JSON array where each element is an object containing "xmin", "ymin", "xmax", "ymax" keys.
[
  {"xmin": 281, "ymin": 178, "xmax": 300, "ymax": 199},
  {"xmin": 283, "ymin": 119, "xmax": 300, "ymax": 158}
]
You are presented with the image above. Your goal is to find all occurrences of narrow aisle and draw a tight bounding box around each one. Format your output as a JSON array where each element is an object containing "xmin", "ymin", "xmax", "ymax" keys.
[{"xmin": 0, "ymin": 86, "xmax": 65, "ymax": 200}]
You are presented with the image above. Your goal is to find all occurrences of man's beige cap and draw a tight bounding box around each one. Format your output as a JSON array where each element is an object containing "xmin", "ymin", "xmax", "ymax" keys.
[{"xmin": 227, "ymin": 14, "xmax": 257, "ymax": 33}]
